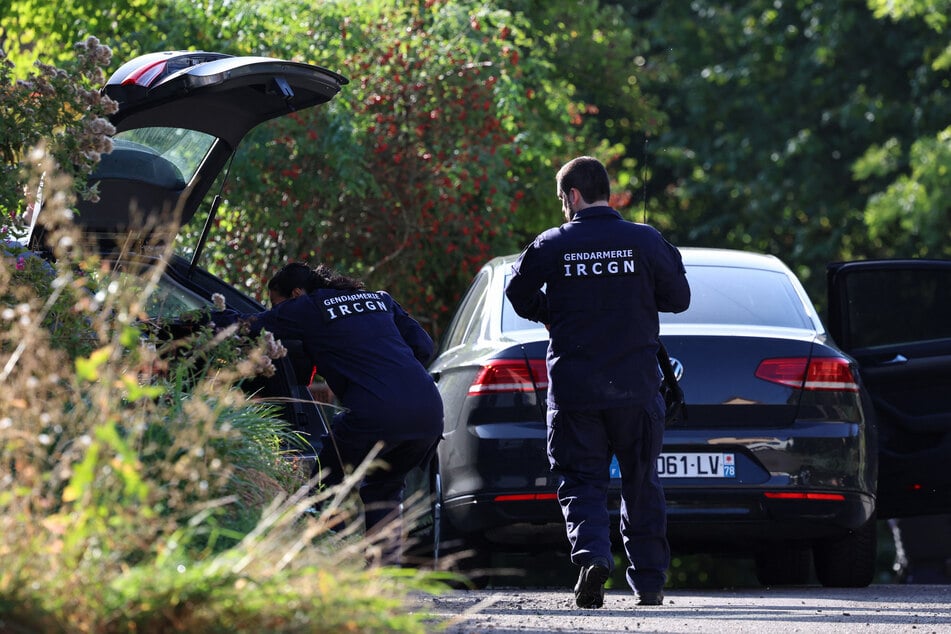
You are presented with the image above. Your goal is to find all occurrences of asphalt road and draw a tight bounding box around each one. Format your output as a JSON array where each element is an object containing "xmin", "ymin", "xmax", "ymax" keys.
[{"xmin": 422, "ymin": 584, "xmax": 951, "ymax": 633}]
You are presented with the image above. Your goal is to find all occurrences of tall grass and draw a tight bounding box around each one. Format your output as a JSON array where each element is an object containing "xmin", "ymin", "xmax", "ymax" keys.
[{"xmin": 0, "ymin": 157, "xmax": 451, "ymax": 633}]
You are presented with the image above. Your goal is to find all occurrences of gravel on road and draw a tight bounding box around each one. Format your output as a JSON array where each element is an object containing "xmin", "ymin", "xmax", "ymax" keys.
[{"xmin": 420, "ymin": 585, "xmax": 951, "ymax": 633}]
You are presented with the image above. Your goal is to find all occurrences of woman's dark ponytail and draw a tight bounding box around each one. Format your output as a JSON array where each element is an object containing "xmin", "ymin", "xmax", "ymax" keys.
[
  {"xmin": 267, "ymin": 262, "xmax": 365, "ymax": 296},
  {"xmin": 313, "ymin": 264, "xmax": 365, "ymax": 291}
]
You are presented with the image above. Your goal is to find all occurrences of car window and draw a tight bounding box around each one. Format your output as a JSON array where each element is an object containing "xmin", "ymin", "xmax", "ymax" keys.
[
  {"xmin": 501, "ymin": 274, "xmax": 546, "ymax": 333},
  {"xmin": 145, "ymin": 276, "xmax": 210, "ymax": 319},
  {"xmin": 444, "ymin": 270, "xmax": 490, "ymax": 348},
  {"xmin": 112, "ymin": 128, "xmax": 217, "ymax": 185},
  {"xmin": 842, "ymin": 267, "xmax": 951, "ymax": 349},
  {"xmin": 499, "ymin": 264, "xmax": 812, "ymax": 331},
  {"xmin": 84, "ymin": 266, "xmax": 209, "ymax": 321},
  {"xmin": 661, "ymin": 264, "xmax": 812, "ymax": 329}
]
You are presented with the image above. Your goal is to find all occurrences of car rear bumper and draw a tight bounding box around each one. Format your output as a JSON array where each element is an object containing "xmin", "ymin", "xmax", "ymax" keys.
[
  {"xmin": 664, "ymin": 488, "xmax": 876, "ymax": 548},
  {"xmin": 440, "ymin": 417, "xmax": 876, "ymax": 549},
  {"xmin": 442, "ymin": 491, "xmax": 563, "ymax": 545},
  {"xmin": 443, "ymin": 485, "xmax": 875, "ymax": 549}
]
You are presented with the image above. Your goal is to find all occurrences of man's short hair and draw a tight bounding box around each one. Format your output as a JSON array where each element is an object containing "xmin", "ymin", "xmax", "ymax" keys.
[{"xmin": 556, "ymin": 156, "xmax": 610, "ymax": 204}]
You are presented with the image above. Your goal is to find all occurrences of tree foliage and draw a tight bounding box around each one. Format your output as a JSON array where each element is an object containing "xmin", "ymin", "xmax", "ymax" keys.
[
  {"xmin": 0, "ymin": 0, "xmax": 215, "ymax": 75},
  {"xmin": 195, "ymin": 1, "xmax": 529, "ymax": 332},
  {"xmin": 3, "ymin": 0, "xmax": 949, "ymax": 329},
  {"xmin": 497, "ymin": 0, "xmax": 666, "ymax": 238},
  {"xmin": 168, "ymin": 0, "xmax": 652, "ymax": 335},
  {"xmin": 859, "ymin": 0, "xmax": 951, "ymax": 259},
  {"xmin": 624, "ymin": 0, "xmax": 950, "ymax": 297}
]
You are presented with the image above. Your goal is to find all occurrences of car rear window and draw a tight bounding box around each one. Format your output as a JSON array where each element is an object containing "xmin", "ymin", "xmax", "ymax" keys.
[
  {"xmin": 112, "ymin": 128, "xmax": 216, "ymax": 185},
  {"xmin": 662, "ymin": 265, "xmax": 812, "ymax": 328},
  {"xmin": 500, "ymin": 264, "xmax": 812, "ymax": 332}
]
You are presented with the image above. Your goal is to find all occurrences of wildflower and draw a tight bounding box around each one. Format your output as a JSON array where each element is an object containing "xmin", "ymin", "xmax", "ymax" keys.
[
  {"xmin": 259, "ymin": 361, "xmax": 276, "ymax": 378},
  {"xmin": 237, "ymin": 352, "xmax": 276, "ymax": 378},
  {"xmin": 261, "ymin": 330, "xmax": 287, "ymax": 359},
  {"xmin": 244, "ymin": 349, "xmax": 277, "ymax": 378},
  {"xmin": 255, "ymin": 351, "xmax": 277, "ymax": 377}
]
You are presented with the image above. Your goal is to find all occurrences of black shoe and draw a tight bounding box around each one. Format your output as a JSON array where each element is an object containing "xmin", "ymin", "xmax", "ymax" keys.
[
  {"xmin": 637, "ymin": 591, "xmax": 664, "ymax": 606},
  {"xmin": 574, "ymin": 562, "xmax": 611, "ymax": 609}
]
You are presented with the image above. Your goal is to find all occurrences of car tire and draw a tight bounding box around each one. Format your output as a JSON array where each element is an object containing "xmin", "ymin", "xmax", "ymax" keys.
[
  {"xmin": 813, "ymin": 517, "xmax": 877, "ymax": 588},
  {"xmin": 403, "ymin": 460, "xmax": 438, "ymax": 565},
  {"xmin": 404, "ymin": 459, "xmax": 492, "ymax": 588},
  {"xmin": 754, "ymin": 545, "xmax": 813, "ymax": 586},
  {"xmin": 431, "ymin": 470, "xmax": 493, "ymax": 588}
]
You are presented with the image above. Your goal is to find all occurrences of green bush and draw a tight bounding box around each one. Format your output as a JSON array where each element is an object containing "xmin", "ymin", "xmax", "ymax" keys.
[
  {"xmin": 0, "ymin": 163, "xmax": 450, "ymax": 633},
  {"xmin": 0, "ymin": 36, "xmax": 117, "ymax": 229}
]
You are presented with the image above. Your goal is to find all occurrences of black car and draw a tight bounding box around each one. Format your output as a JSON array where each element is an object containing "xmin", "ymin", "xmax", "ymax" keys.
[
  {"xmin": 26, "ymin": 51, "xmax": 349, "ymax": 454},
  {"xmin": 410, "ymin": 247, "xmax": 951, "ymax": 588}
]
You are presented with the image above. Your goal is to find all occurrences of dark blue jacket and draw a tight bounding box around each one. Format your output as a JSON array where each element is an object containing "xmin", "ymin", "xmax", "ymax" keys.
[
  {"xmin": 505, "ymin": 206, "xmax": 690, "ymax": 410},
  {"xmin": 212, "ymin": 289, "xmax": 443, "ymax": 440}
]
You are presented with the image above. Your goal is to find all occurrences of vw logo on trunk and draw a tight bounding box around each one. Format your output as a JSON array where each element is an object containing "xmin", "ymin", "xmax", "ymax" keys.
[{"xmin": 669, "ymin": 357, "xmax": 684, "ymax": 381}]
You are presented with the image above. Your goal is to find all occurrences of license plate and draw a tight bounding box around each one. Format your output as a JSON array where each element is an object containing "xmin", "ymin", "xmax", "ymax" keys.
[{"xmin": 610, "ymin": 453, "xmax": 736, "ymax": 478}]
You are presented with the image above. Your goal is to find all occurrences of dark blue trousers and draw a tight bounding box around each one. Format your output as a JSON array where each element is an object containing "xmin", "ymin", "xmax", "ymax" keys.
[
  {"xmin": 315, "ymin": 427, "xmax": 440, "ymax": 564},
  {"xmin": 547, "ymin": 393, "xmax": 669, "ymax": 594}
]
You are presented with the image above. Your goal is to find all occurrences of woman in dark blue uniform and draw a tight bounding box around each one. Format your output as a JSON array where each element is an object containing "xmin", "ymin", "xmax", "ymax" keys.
[
  {"xmin": 506, "ymin": 156, "xmax": 690, "ymax": 609},
  {"xmin": 212, "ymin": 262, "xmax": 443, "ymax": 563}
]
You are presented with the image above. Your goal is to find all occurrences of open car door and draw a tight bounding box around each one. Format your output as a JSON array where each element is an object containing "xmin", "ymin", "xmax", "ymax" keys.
[{"xmin": 827, "ymin": 259, "xmax": 951, "ymax": 518}]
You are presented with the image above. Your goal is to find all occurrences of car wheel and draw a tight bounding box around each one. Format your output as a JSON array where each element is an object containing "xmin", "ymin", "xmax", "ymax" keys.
[
  {"xmin": 403, "ymin": 458, "xmax": 438, "ymax": 564},
  {"xmin": 404, "ymin": 460, "xmax": 491, "ymax": 588},
  {"xmin": 754, "ymin": 545, "xmax": 812, "ymax": 586},
  {"xmin": 813, "ymin": 517, "xmax": 877, "ymax": 588},
  {"xmin": 431, "ymin": 471, "xmax": 493, "ymax": 588}
]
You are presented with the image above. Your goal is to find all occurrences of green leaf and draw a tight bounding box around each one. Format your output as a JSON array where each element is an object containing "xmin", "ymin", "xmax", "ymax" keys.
[
  {"xmin": 75, "ymin": 345, "xmax": 113, "ymax": 382},
  {"xmin": 62, "ymin": 441, "xmax": 100, "ymax": 503},
  {"xmin": 120, "ymin": 325, "xmax": 141, "ymax": 349},
  {"xmin": 120, "ymin": 374, "xmax": 166, "ymax": 402}
]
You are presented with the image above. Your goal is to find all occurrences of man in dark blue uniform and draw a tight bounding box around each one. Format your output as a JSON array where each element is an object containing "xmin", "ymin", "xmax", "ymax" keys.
[
  {"xmin": 505, "ymin": 156, "xmax": 690, "ymax": 608},
  {"xmin": 212, "ymin": 262, "xmax": 443, "ymax": 564}
]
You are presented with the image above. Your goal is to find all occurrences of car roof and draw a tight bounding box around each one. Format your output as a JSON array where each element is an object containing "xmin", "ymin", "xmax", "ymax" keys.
[
  {"xmin": 490, "ymin": 247, "xmax": 790, "ymax": 272},
  {"xmin": 679, "ymin": 247, "xmax": 789, "ymax": 271}
]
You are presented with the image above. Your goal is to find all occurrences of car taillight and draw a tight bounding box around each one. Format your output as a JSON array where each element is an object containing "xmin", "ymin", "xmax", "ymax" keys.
[
  {"xmin": 121, "ymin": 60, "xmax": 168, "ymax": 87},
  {"xmin": 763, "ymin": 491, "xmax": 846, "ymax": 501},
  {"xmin": 755, "ymin": 357, "xmax": 859, "ymax": 392},
  {"xmin": 467, "ymin": 359, "xmax": 548, "ymax": 395},
  {"xmin": 494, "ymin": 493, "xmax": 558, "ymax": 502}
]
